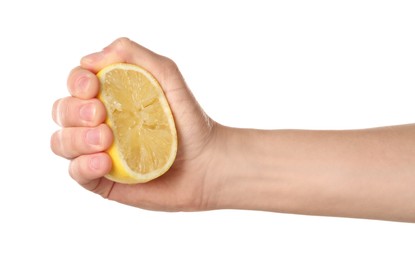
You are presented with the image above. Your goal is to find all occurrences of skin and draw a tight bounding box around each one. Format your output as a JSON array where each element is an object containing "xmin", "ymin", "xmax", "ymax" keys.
[{"xmin": 51, "ymin": 37, "xmax": 415, "ymax": 222}]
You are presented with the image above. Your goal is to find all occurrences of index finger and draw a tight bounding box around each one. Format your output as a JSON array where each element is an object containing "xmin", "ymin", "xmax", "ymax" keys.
[{"xmin": 67, "ymin": 67, "xmax": 99, "ymax": 99}]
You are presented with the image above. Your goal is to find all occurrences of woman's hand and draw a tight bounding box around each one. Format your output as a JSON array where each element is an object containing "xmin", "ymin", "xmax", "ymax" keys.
[{"xmin": 51, "ymin": 38, "xmax": 221, "ymax": 211}]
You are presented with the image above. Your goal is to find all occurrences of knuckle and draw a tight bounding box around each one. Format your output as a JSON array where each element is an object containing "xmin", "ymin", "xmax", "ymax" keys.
[
  {"xmin": 68, "ymin": 159, "xmax": 81, "ymax": 181},
  {"xmin": 114, "ymin": 37, "xmax": 131, "ymax": 46},
  {"xmin": 50, "ymin": 131, "xmax": 62, "ymax": 156},
  {"xmin": 158, "ymin": 57, "xmax": 181, "ymax": 83},
  {"xmin": 52, "ymin": 99, "xmax": 65, "ymax": 126},
  {"xmin": 161, "ymin": 57, "xmax": 179, "ymax": 72},
  {"xmin": 53, "ymin": 127, "xmax": 105, "ymax": 159},
  {"xmin": 60, "ymin": 99, "xmax": 70, "ymax": 125},
  {"xmin": 56, "ymin": 98, "xmax": 73, "ymax": 127},
  {"xmin": 61, "ymin": 128, "xmax": 81, "ymax": 159},
  {"xmin": 67, "ymin": 67, "xmax": 82, "ymax": 94},
  {"xmin": 52, "ymin": 99, "xmax": 59, "ymax": 124},
  {"xmin": 106, "ymin": 37, "xmax": 132, "ymax": 54},
  {"xmin": 61, "ymin": 129, "xmax": 76, "ymax": 158},
  {"xmin": 51, "ymin": 129, "xmax": 75, "ymax": 159}
]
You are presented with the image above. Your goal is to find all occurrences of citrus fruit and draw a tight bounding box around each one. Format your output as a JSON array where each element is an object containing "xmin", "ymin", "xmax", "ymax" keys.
[{"xmin": 97, "ymin": 63, "xmax": 177, "ymax": 184}]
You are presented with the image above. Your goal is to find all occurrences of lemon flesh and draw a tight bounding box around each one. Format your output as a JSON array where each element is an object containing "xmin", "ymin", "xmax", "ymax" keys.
[{"xmin": 97, "ymin": 63, "xmax": 177, "ymax": 184}]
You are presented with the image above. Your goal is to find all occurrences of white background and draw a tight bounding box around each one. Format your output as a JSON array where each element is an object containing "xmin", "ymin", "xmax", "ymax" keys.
[{"xmin": 1, "ymin": 0, "xmax": 414, "ymax": 259}]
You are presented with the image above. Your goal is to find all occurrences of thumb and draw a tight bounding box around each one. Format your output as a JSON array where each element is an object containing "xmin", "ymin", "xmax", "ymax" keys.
[{"xmin": 80, "ymin": 37, "xmax": 182, "ymax": 92}]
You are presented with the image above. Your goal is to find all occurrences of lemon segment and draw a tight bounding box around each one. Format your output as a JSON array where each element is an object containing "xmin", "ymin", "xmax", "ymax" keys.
[{"xmin": 97, "ymin": 63, "xmax": 177, "ymax": 184}]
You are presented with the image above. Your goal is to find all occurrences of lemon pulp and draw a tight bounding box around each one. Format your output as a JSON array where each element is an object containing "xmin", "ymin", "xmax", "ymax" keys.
[{"xmin": 97, "ymin": 63, "xmax": 177, "ymax": 184}]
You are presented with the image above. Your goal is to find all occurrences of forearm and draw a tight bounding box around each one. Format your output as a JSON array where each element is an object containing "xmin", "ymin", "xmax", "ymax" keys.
[{"xmin": 212, "ymin": 124, "xmax": 415, "ymax": 222}]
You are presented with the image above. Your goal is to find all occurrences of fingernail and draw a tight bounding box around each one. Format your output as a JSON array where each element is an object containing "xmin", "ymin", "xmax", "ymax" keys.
[
  {"xmin": 90, "ymin": 156, "xmax": 101, "ymax": 170},
  {"xmin": 80, "ymin": 103, "xmax": 95, "ymax": 122},
  {"xmin": 86, "ymin": 128, "xmax": 101, "ymax": 145},
  {"xmin": 76, "ymin": 76, "xmax": 90, "ymax": 93}
]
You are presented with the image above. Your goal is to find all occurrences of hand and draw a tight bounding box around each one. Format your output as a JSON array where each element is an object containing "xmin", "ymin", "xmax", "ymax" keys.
[
  {"xmin": 51, "ymin": 38, "xmax": 220, "ymax": 211},
  {"xmin": 51, "ymin": 38, "xmax": 415, "ymax": 222}
]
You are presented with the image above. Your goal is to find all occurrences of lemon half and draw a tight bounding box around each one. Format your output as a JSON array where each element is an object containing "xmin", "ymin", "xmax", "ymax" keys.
[{"xmin": 97, "ymin": 63, "xmax": 177, "ymax": 184}]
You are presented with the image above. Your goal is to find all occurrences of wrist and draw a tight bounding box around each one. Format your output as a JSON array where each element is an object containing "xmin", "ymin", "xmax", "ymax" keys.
[
  {"xmin": 205, "ymin": 126, "xmax": 369, "ymax": 215},
  {"xmin": 204, "ymin": 125, "xmax": 286, "ymax": 211},
  {"xmin": 206, "ymin": 127, "xmax": 363, "ymax": 215}
]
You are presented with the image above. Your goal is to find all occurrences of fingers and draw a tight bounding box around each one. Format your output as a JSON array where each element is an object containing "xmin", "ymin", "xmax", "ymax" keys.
[
  {"xmin": 51, "ymin": 124, "xmax": 113, "ymax": 159},
  {"xmin": 52, "ymin": 97, "xmax": 106, "ymax": 127},
  {"xmin": 69, "ymin": 153, "xmax": 112, "ymax": 186},
  {"xmin": 79, "ymin": 37, "xmax": 181, "ymax": 89},
  {"xmin": 67, "ymin": 67, "xmax": 100, "ymax": 99},
  {"xmin": 80, "ymin": 37, "xmax": 159, "ymax": 73}
]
